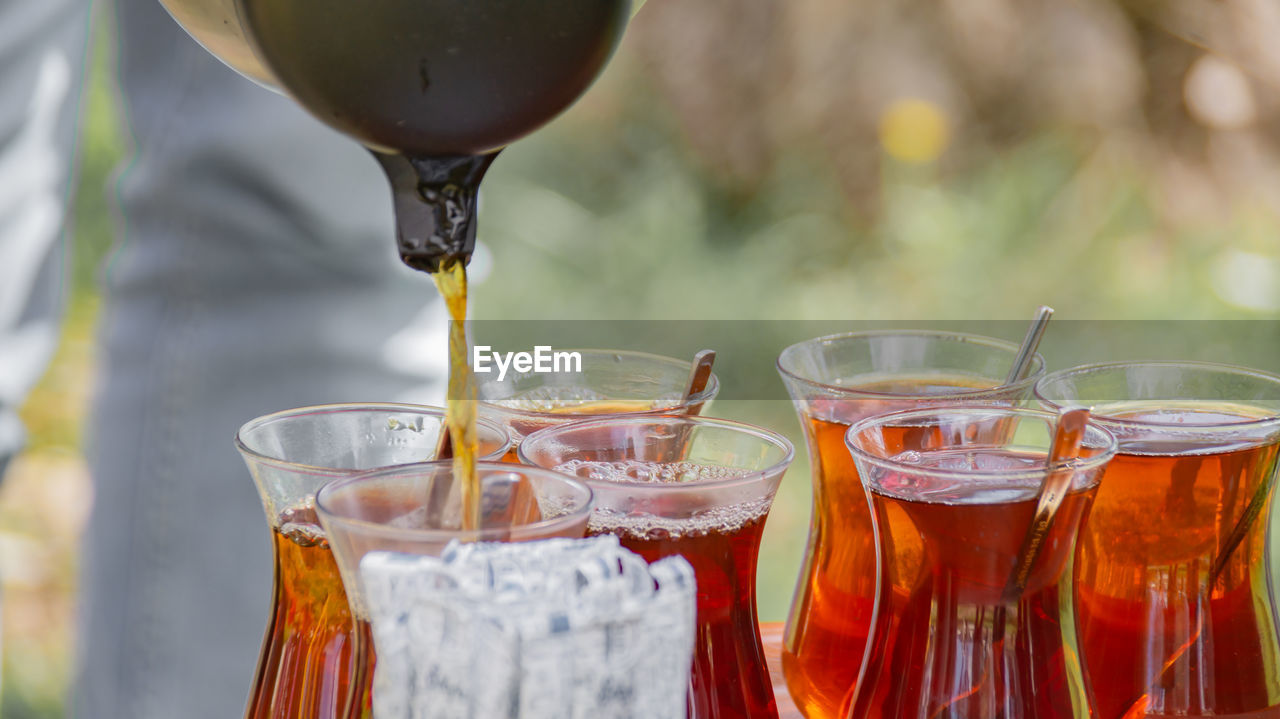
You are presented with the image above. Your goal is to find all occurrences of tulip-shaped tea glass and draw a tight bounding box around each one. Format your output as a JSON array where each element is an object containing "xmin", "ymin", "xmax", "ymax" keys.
[
  {"xmin": 518, "ymin": 415, "xmax": 794, "ymax": 719},
  {"xmin": 844, "ymin": 406, "xmax": 1116, "ymax": 719},
  {"xmin": 776, "ymin": 331, "xmax": 1045, "ymax": 718},
  {"xmin": 1037, "ymin": 361, "xmax": 1280, "ymax": 718},
  {"xmin": 235, "ymin": 403, "xmax": 511, "ymax": 719},
  {"xmin": 315, "ymin": 461, "xmax": 595, "ymax": 716},
  {"xmin": 479, "ymin": 349, "xmax": 719, "ymax": 457}
]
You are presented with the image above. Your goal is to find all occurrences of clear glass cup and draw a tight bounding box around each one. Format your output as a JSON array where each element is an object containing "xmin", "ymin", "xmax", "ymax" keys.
[
  {"xmin": 478, "ymin": 348, "xmax": 719, "ymax": 457},
  {"xmin": 315, "ymin": 461, "xmax": 595, "ymax": 717},
  {"xmin": 844, "ymin": 406, "xmax": 1116, "ymax": 719},
  {"xmin": 234, "ymin": 403, "xmax": 511, "ymax": 719},
  {"xmin": 776, "ymin": 331, "xmax": 1045, "ymax": 719},
  {"xmin": 1037, "ymin": 361, "xmax": 1280, "ymax": 718},
  {"xmin": 518, "ymin": 415, "xmax": 795, "ymax": 719}
]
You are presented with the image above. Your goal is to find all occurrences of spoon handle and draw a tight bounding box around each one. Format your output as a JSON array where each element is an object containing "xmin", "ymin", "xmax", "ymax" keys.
[{"xmin": 1003, "ymin": 406, "xmax": 1090, "ymax": 601}]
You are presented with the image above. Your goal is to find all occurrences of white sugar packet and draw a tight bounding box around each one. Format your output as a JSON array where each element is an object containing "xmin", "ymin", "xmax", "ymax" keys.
[{"xmin": 360, "ymin": 535, "xmax": 695, "ymax": 719}]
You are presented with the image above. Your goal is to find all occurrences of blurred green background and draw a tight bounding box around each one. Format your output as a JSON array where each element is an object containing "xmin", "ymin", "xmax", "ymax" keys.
[{"xmin": 4, "ymin": 0, "xmax": 1280, "ymax": 715}]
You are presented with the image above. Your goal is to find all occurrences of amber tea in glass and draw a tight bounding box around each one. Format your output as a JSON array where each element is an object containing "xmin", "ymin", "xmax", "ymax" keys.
[
  {"xmin": 776, "ymin": 331, "xmax": 1045, "ymax": 718},
  {"xmin": 1038, "ymin": 361, "xmax": 1280, "ymax": 719},
  {"xmin": 519, "ymin": 415, "xmax": 795, "ymax": 719},
  {"xmin": 479, "ymin": 348, "xmax": 719, "ymax": 459},
  {"xmin": 235, "ymin": 404, "xmax": 510, "ymax": 719},
  {"xmin": 844, "ymin": 406, "xmax": 1116, "ymax": 719}
]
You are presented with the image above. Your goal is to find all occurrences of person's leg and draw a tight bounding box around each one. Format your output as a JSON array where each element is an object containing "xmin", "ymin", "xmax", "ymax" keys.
[
  {"xmin": 73, "ymin": 1, "xmax": 441, "ymax": 716},
  {"xmin": 0, "ymin": 0, "xmax": 90, "ymax": 481}
]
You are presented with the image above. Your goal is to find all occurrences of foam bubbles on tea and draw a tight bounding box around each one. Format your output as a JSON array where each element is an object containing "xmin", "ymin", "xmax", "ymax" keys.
[
  {"xmin": 555, "ymin": 458, "xmax": 747, "ymax": 484},
  {"xmin": 588, "ymin": 501, "xmax": 772, "ymax": 541},
  {"xmin": 557, "ymin": 459, "xmax": 769, "ymax": 539}
]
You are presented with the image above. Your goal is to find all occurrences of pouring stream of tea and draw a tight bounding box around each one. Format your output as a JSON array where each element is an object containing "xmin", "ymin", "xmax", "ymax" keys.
[
  {"xmin": 432, "ymin": 259, "xmax": 481, "ymax": 531},
  {"xmin": 378, "ymin": 151, "xmax": 497, "ymax": 534}
]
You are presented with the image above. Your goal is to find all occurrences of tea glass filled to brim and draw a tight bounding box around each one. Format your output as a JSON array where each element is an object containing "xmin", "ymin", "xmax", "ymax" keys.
[
  {"xmin": 776, "ymin": 330, "xmax": 1045, "ymax": 719},
  {"xmin": 1037, "ymin": 361, "xmax": 1280, "ymax": 718},
  {"xmin": 518, "ymin": 414, "xmax": 794, "ymax": 719},
  {"xmin": 844, "ymin": 405, "xmax": 1116, "ymax": 719},
  {"xmin": 234, "ymin": 403, "xmax": 510, "ymax": 719}
]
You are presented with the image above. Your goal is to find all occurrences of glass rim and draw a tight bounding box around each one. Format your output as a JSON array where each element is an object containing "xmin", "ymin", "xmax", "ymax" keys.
[
  {"xmin": 776, "ymin": 330, "xmax": 1045, "ymax": 399},
  {"xmin": 1035, "ymin": 360, "xmax": 1280, "ymax": 431},
  {"xmin": 844, "ymin": 405, "xmax": 1118, "ymax": 483},
  {"xmin": 476, "ymin": 348, "xmax": 719, "ymax": 419},
  {"xmin": 233, "ymin": 402, "xmax": 512, "ymax": 476},
  {"xmin": 315, "ymin": 460, "xmax": 595, "ymax": 542},
  {"xmin": 517, "ymin": 414, "xmax": 796, "ymax": 492}
]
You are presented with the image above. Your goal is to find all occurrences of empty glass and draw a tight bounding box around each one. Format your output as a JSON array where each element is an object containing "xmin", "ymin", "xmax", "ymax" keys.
[{"xmin": 845, "ymin": 406, "xmax": 1116, "ymax": 719}]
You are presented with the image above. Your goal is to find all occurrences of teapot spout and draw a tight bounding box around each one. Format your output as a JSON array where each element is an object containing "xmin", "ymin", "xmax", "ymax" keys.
[{"xmin": 372, "ymin": 150, "xmax": 499, "ymax": 273}]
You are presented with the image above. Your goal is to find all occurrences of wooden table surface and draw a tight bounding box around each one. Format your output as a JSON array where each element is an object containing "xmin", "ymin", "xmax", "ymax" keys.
[{"xmin": 761, "ymin": 622, "xmax": 804, "ymax": 719}]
